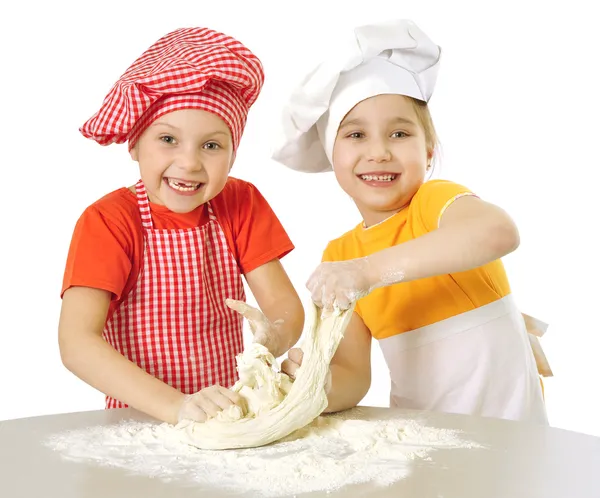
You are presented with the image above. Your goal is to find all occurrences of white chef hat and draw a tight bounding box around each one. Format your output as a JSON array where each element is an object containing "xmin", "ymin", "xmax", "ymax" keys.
[{"xmin": 272, "ymin": 19, "xmax": 441, "ymax": 173}]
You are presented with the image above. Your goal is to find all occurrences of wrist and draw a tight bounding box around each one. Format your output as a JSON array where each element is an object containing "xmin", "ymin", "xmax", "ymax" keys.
[
  {"xmin": 362, "ymin": 255, "xmax": 383, "ymax": 291},
  {"xmin": 169, "ymin": 391, "xmax": 187, "ymax": 425},
  {"xmin": 365, "ymin": 252, "xmax": 405, "ymax": 290}
]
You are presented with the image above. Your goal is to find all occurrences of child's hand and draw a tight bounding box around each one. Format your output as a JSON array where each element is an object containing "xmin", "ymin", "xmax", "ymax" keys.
[
  {"xmin": 306, "ymin": 257, "xmax": 377, "ymax": 310},
  {"xmin": 281, "ymin": 348, "xmax": 332, "ymax": 394},
  {"xmin": 177, "ymin": 384, "xmax": 244, "ymax": 423},
  {"xmin": 281, "ymin": 347, "xmax": 303, "ymax": 378},
  {"xmin": 225, "ymin": 299, "xmax": 282, "ymax": 355}
]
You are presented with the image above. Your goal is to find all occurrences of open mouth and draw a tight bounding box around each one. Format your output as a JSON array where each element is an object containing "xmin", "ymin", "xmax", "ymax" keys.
[
  {"xmin": 358, "ymin": 173, "xmax": 399, "ymax": 184},
  {"xmin": 164, "ymin": 177, "xmax": 203, "ymax": 192}
]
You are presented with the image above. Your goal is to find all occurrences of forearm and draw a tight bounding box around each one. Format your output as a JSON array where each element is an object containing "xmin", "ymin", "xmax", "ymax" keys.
[
  {"xmin": 60, "ymin": 334, "xmax": 184, "ymax": 424},
  {"xmin": 369, "ymin": 216, "xmax": 519, "ymax": 286},
  {"xmin": 243, "ymin": 259, "xmax": 305, "ymax": 358},
  {"xmin": 264, "ymin": 299, "xmax": 304, "ymax": 358},
  {"xmin": 323, "ymin": 363, "xmax": 371, "ymax": 413}
]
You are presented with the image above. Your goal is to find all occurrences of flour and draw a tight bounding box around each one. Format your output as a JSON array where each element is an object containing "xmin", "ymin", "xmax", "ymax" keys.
[{"xmin": 44, "ymin": 408, "xmax": 482, "ymax": 497}]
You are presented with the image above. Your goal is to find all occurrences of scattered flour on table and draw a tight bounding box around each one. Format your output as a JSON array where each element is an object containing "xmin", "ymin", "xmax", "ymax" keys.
[{"xmin": 43, "ymin": 408, "xmax": 482, "ymax": 497}]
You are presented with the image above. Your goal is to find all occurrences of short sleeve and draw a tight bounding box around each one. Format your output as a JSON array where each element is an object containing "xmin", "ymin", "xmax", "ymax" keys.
[
  {"xmin": 321, "ymin": 241, "xmax": 337, "ymax": 263},
  {"xmin": 413, "ymin": 180, "xmax": 477, "ymax": 232},
  {"xmin": 233, "ymin": 182, "xmax": 295, "ymax": 274},
  {"xmin": 61, "ymin": 205, "xmax": 134, "ymax": 301}
]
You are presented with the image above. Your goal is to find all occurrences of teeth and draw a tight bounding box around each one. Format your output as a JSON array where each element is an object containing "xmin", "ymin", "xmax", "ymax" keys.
[
  {"xmin": 167, "ymin": 178, "xmax": 200, "ymax": 192},
  {"xmin": 360, "ymin": 174, "xmax": 396, "ymax": 182}
]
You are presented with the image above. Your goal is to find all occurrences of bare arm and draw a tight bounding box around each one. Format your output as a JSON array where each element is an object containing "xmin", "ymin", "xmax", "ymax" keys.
[
  {"xmin": 58, "ymin": 286, "xmax": 185, "ymax": 424},
  {"xmin": 324, "ymin": 311, "xmax": 372, "ymax": 413},
  {"xmin": 282, "ymin": 311, "xmax": 372, "ymax": 414},
  {"xmin": 242, "ymin": 259, "xmax": 304, "ymax": 357},
  {"xmin": 369, "ymin": 195, "xmax": 520, "ymax": 284},
  {"xmin": 308, "ymin": 196, "xmax": 520, "ymax": 309}
]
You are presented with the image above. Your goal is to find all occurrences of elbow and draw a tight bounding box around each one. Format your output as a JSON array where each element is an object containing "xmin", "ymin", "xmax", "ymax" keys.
[
  {"xmin": 324, "ymin": 367, "xmax": 371, "ymax": 414},
  {"xmin": 293, "ymin": 307, "xmax": 305, "ymax": 345},
  {"xmin": 58, "ymin": 330, "xmax": 83, "ymax": 373},
  {"xmin": 348, "ymin": 379, "xmax": 371, "ymax": 411},
  {"xmin": 58, "ymin": 337, "xmax": 76, "ymax": 372},
  {"xmin": 489, "ymin": 218, "xmax": 520, "ymax": 258},
  {"xmin": 358, "ymin": 371, "xmax": 372, "ymax": 403}
]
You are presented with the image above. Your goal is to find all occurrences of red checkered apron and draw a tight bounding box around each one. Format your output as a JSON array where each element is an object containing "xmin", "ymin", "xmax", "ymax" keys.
[{"xmin": 103, "ymin": 180, "xmax": 245, "ymax": 408}]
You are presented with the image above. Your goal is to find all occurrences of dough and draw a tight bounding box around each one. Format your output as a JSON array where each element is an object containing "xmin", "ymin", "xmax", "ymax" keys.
[
  {"xmin": 175, "ymin": 302, "xmax": 354, "ymax": 450},
  {"xmin": 213, "ymin": 342, "xmax": 294, "ymax": 422}
]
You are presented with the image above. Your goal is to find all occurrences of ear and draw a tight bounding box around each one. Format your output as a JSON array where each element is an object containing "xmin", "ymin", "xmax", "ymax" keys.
[{"xmin": 426, "ymin": 146, "xmax": 436, "ymax": 168}]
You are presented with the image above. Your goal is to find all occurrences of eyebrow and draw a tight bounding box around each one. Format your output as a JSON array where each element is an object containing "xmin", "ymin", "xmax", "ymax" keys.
[
  {"xmin": 149, "ymin": 122, "xmax": 229, "ymax": 136},
  {"xmin": 149, "ymin": 122, "xmax": 178, "ymax": 130},
  {"xmin": 339, "ymin": 116, "xmax": 417, "ymax": 129}
]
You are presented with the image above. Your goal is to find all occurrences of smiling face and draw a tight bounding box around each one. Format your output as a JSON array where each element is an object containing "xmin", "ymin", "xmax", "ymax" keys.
[
  {"xmin": 331, "ymin": 94, "xmax": 435, "ymax": 227},
  {"xmin": 130, "ymin": 109, "xmax": 235, "ymax": 213}
]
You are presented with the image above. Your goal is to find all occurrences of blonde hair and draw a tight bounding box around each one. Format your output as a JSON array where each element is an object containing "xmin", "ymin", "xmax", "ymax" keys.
[{"xmin": 408, "ymin": 97, "xmax": 438, "ymax": 158}]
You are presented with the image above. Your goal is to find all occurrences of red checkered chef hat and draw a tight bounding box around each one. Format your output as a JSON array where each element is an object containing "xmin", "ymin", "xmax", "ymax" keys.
[{"xmin": 80, "ymin": 27, "xmax": 264, "ymax": 151}]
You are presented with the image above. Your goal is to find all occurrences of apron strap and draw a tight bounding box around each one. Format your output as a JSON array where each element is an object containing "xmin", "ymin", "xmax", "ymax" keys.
[
  {"xmin": 135, "ymin": 180, "xmax": 154, "ymax": 230},
  {"xmin": 206, "ymin": 201, "xmax": 217, "ymax": 221}
]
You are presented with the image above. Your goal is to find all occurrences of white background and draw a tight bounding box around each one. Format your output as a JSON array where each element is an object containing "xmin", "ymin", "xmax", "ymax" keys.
[{"xmin": 1, "ymin": 1, "xmax": 598, "ymax": 437}]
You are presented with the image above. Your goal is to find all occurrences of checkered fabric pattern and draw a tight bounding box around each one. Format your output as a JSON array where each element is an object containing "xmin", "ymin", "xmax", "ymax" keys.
[
  {"xmin": 80, "ymin": 27, "xmax": 264, "ymax": 150},
  {"xmin": 103, "ymin": 180, "xmax": 245, "ymax": 408}
]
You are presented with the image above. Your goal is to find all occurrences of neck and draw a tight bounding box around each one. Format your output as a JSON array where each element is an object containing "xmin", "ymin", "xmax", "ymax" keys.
[{"xmin": 360, "ymin": 208, "xmax": 404, "ymax": 229}]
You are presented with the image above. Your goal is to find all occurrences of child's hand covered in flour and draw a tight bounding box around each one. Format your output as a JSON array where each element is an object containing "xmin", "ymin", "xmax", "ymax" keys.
[
  {"xmin": 306, "ymin": 257, "xmax": 378, "ymax": 311},
  {"xmin": 226, "ymin": 299, "xmax": 284, "ymax": 357},
  {"xmin": 177, "ymin": 385, "xmax": 245, "ymax": 423},
  {"xmin": 281, "ymin": 348, "xmax": 332, "ymax": 394}
]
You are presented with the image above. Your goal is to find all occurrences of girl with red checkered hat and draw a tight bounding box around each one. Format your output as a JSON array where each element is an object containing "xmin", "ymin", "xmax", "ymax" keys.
[{"xmin": 58, "ymin": 27, "xmax": 304, "ymax": 425}]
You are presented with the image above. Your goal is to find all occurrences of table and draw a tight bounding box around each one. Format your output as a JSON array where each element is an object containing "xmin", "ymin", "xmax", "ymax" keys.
[{"xmin": 1, "ymin": 406, "xmax": 599, "ymax": 497}]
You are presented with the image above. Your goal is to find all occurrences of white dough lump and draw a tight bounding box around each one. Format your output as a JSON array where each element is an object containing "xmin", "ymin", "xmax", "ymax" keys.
[{"xmin": 175, "ymin": 303, "xmax": 354, "ymax": 450}]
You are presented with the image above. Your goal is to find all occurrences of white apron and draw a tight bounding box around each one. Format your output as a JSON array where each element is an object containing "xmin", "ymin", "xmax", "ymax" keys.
[{"xmin": 378, "ymin": 294, "xmax": 548, "ymax": 424}]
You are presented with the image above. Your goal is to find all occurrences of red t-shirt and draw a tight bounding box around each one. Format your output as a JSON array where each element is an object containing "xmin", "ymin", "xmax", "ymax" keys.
[{"xmin": 62, "ymin": 177, "xmax": 294, "ymax": 319}]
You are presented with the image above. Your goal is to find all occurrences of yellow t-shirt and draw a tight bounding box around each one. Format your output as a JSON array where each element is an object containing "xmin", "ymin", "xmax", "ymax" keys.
[{"xmin": 322, "ymin": 180, "xmax": 511, "ymax": 339}]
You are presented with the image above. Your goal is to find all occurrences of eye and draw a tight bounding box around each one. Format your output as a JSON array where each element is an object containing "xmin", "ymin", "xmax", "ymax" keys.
[
  {"xmin": 346, "ymin": 132, "xmax": 365, "ymax": 139},
  {"xmin": 160, "ymin": 135, "xmax": 176, "ymax": 144},
  {"xmin": 391, "ymin": 131, "xmax": 408, "ymax": 138},
  {"xmin": 203, "ymin": 141, "xmax": 221, "ymax": 150}
]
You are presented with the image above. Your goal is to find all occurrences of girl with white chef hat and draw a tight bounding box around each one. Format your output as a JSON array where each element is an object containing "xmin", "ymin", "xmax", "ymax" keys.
[{"xmin": 274, "ymin": 19, "xmax": 550, "ymax": 423}]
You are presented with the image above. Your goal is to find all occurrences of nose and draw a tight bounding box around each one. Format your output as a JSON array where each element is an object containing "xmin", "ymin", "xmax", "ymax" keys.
[
  {"xmin": 176, "ymin": 145, "xmax": 204, "ymax": 172},
  {"xmin": 366, "ymin": 137, "xmax": 392, "ymax": 163}
]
